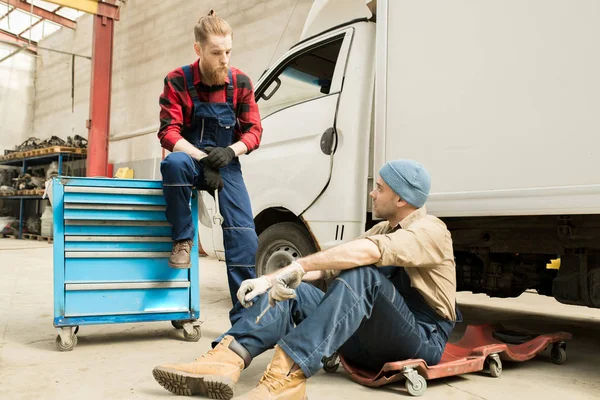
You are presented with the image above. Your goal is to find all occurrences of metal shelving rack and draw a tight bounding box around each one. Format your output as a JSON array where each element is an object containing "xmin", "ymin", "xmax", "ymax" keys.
[{"xmin": 0, "ymin": 152, "xmax": 87, "ymax": 238}]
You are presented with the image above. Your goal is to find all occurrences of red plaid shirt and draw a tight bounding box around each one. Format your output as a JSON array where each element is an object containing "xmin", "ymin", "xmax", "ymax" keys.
[{"xmin": 158, "ymin": 59, "xmax": 262, "ymax": 153}]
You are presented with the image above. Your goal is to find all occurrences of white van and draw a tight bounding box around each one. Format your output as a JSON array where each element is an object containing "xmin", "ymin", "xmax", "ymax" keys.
[{"xmin": 200, "ymin": 0, "xmax": 600, "ymax": 309}]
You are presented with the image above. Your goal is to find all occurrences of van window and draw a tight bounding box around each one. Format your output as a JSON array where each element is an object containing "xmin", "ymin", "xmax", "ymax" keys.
[{"xmin": 257, "ymin": 38, "xmax": 344, "ymax": 118}]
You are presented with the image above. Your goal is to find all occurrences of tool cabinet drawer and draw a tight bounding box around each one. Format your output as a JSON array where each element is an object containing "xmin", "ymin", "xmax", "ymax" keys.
[
  {"xmin": 64, "ymin": 256, "xmax": 187, "ymax": 283},
  {"xmin": 64, "ymin": 282, "xmax": 191, "ymax": 317}
]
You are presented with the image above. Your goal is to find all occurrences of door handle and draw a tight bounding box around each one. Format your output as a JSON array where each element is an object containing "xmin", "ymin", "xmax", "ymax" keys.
[{"xmin": 320, "ymin": 127, "xmax": 337, "ymax": 155}]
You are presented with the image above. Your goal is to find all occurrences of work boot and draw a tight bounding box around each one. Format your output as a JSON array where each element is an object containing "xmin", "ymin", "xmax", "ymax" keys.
[
  {"xmin": 235, "ymin": 346, "xmax": 307, "ymax": 400},
  {"xmin": 152, "ymin": 335, "xmax": 249, "ymax": 399},
  {"xmin": 168, "ymin": 239, "xmax": 193, "ymax": 268}
]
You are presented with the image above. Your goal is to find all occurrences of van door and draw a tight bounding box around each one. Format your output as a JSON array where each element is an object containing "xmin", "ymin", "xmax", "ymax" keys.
[{"xmin": 242, "ymin": 30, "xmax": 353, "ymax": 216}]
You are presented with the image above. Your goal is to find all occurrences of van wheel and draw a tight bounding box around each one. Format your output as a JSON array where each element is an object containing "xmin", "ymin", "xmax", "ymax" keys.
[{"xmin": 256, "ymin": 222, "xmax": 317, "ymax": 277}]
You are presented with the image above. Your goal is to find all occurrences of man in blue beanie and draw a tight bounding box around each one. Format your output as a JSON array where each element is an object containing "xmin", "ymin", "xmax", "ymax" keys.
[{"xmin": 153, "ymin": 159, "xmax": 459, "ymax": 400}]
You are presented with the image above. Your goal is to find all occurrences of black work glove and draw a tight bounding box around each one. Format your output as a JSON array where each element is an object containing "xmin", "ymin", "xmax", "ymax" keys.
[
  {"xmin": 201, "ymin": 162, "xmax": 224, "ymax": 192},
  {"xmin": 204, "ymin": 146, "xmax": 236, "ymax": 169}
]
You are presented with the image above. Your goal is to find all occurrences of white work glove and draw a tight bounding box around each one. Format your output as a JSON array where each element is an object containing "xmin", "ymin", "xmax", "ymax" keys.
[
  {"xmin": 237, "ymin": 276, "xmax": 272, "ymax": 308},
  {"xmin": 268, "ymin": 261, "xmax": 306, "ymax": 307}
]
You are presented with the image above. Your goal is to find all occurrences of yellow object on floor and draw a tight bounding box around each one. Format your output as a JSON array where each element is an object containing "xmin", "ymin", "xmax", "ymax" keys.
[
  {"xmin": 114, "ymin": 167, "xmax": 134, "ymax": 179},
  {"xmin": 547, "ymin": 259, "xmax": 561, "ymax": 270}
]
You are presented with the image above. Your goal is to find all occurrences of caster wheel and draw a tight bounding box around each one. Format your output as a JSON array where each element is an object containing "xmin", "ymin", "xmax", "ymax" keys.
[
  {"xmin": 171, "ymin": 320, "xmax": 184, "ymax": 330},
  {"xmin": 183, "ymin": 326, "xmax": 201, "ymax": 342},
  {"xmin": 551, "ymin": 345, "xmax": 567, "ymax": 365},
  {"xmin": 323, "ymin": 354, "xmax": 339, "ymax": 373},
  {"xmin": 488, "ymin": 358, "xmax": 502, "ymax": 377},
  {"xmin": 55, "ymin": 334, "xmax": 77, "ymax": 352},
  {"xmin": 405, "ymin": 374, "xmax": 427, "ymax": 397}
]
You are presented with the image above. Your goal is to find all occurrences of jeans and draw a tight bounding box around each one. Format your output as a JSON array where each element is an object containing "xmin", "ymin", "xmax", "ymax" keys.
[
  {"xmin": 214, "ymin": 266, "xmax": 455, "ymax": 377},
  {"xmin": 161, "ymin": 152, "xmax": 258, "ymax": 317}
]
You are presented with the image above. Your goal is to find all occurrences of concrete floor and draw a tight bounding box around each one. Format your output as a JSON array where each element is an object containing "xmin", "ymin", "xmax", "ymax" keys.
[{"xmin": 0, "ymin": 238, "xmax": 599, "ymax": 400}]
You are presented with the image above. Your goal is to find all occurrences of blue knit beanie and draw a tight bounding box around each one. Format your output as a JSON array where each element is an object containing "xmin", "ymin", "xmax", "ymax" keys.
[{"xmin": 379, "ymin": 160, "xmax": 431, "ymax": 208}]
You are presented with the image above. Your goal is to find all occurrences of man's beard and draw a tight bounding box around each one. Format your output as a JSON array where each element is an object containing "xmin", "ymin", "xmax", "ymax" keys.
[{"xmin": 201, "ymin": 63, "xmax": 228, "ymax": 86}]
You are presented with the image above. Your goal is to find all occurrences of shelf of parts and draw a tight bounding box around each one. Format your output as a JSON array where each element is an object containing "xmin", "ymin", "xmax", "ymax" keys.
[
  {"xmin": 0, "ymin": 152, "xmax": 87, "ymax": 168},
  {"xmin": 0, "ymin": 152, "xmax": 87, "ymax": 239}
]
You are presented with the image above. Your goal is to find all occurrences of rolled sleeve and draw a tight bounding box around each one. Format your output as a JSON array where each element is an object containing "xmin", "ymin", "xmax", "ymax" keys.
[
  {"xmin": 365, "ymin": 226, "xmax": 447, "ymax": 268},
  {"xmin": 159, "ymin": 126, "xmax": 183, "ymax": 152}
]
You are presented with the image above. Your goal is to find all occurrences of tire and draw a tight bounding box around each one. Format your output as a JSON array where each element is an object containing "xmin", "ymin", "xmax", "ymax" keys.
[
  {"xmin": 322, "ymin": 353, "xmax": 340, "ymax": 373},
  {"xmin": 488, "ymin": 357, "xmax": 502, "ymax": 377},
  {"xmin": 183, "ymin": 326, "xmax": 202, "ymax": 342},
  {"xmin": 405, "ymin": 374, "xmax": 427, "ymax": 396},
  {"xmin": 551, "ymin": 345, "xmax": 567, "ymax": 365},
  {"xmin": 256, "ymin": 222, "xmax": 317, "ymax": 277},
  {"xmin": 56, "ymin": 334, "xmax": 77, "ymax": 352}
]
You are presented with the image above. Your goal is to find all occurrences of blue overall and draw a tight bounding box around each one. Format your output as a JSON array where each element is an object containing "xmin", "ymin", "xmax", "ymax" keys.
[
  {"xmin": 216, "ymin": 265, "xmax": 462, "ymax": 377},
  {"xmin": 160, "ymin": 66, "xmax": 258, "ymax": 317}
]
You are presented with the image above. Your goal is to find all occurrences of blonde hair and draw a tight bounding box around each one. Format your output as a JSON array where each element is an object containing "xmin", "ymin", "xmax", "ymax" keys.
[{"xmin": 194, "ymin": 10, "xmax": 232, "ymax": 45}]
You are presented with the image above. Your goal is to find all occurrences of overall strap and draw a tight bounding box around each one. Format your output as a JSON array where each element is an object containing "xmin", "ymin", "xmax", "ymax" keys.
[
  {"xmin": 226, "ymin": 69, "xmax": 234, "ymax": 106},
  {"xmin": 454, "ymin": 302, "xmax": 464, "ymax": 323},
  {"xmin": 181, "ymin": 64, "xmax": 199, "ymax": 102}
]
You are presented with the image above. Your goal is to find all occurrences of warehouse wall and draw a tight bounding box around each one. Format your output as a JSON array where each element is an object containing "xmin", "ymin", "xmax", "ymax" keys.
[
  {"xmin": 32, "ymin": 0, "xmax": 312, "ymax": 178},
  {"xmin": 32, "ymin": 14, "xmax": 93, "ymax": 147},
  {"xmin": 0, "ymin": 42, "xmax": 35, "ymax": 154}
]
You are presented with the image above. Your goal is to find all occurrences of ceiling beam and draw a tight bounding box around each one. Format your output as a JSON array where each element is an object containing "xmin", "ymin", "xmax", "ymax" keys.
[
  {"xmin": 5, "ymin": 0, "xmax": 77, "ymax": 30},
  {"xmin": 16, "ymin": 6, "xmax": 64, "ymax": 37},
  {"xmin": 18, "ymin": 15, "xmax": 43, "ymax": 37},
  {"xmin": 0, "ymin": 29, "xmax": 37, "ymax": 52},
  {"xmin": 39, "ymin": 0, "xmax": 121, "ymax": 20}
]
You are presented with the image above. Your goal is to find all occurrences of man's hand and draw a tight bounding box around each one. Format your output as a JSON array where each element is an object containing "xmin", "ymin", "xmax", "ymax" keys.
[
  {"xmin": 202, "ymin": 163, "xmax": 224, "ymax": 192},
  {"xmin": 277, "ymin": 261, "xmax": 306, "ymax": 289},
  {"xmin": 268, "ymin": 261, "xmax": 306, "ymax": 307},
  {"xmin": 269, "ymin": 282, "xmax": 296, "ymax": 307},
  {"xmin": 204, "ymin": 146, "xmax": 236, "ymax": 169},
  {"xmin": 237, "ymin": 276, "xmax": 272, "ymax": 308}
]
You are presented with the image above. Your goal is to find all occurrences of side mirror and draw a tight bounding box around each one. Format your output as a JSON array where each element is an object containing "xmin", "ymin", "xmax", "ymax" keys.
[{"xmin": 319, "ymin": 79, "xmax": 332, "ymax": 95}]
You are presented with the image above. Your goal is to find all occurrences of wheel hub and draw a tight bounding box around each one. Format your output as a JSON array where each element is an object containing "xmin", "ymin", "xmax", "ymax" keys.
[{"xmin": 265, "ymin": 244, "xmax": 300, "ymax": 274}]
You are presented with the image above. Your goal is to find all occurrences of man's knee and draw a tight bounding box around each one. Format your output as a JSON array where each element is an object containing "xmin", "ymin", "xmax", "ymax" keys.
[
  {"xmin": 295, "ymin": 282, "xmax": 325, "ymax": 300},
  {"xmin": 330, "ymin": 266, "xmax": 385, "ymax": 297},
  {"xmin": 160, "ymin": 152, "xmax": 195, "ymax": 184},
  {"xmin": 337, "ymin": 266, "xmax": 382, "ymax": 286}
]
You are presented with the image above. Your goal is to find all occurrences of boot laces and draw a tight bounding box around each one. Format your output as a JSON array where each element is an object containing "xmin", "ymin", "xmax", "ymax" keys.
[
  {"xmin": 174, "ymin": 240, "xmax": 192, "ymax": 254},
  {"xmin": 259, "ymin": 366, "xmax": 293, "ymax": 390},
  {"xmin": 194, "ymin": 347, "xmax": 218, "ymax": 362}
]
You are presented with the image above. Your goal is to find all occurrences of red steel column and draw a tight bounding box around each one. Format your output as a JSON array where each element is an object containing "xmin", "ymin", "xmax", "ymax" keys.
[{"xmin": 86, "ymin": 15, "xmax": 114, "ymax": 177}]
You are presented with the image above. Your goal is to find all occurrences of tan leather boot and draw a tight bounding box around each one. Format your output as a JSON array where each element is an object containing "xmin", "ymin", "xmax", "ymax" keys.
[
  {"xmin": 168, "ymin": 239, "xmax": 193, "ymax": 268},
  {"xmin": 235, "ymin": 346, "xmax": 307, "ymax": 400},
  {"xmin": 153, "ymin": 335, "xmax": 246, "ymax": 399}
]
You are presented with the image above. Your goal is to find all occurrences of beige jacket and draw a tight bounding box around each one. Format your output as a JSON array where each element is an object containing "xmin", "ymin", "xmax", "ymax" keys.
[{"xmin": 325, "ymin": 207, "xmax": 457, "ymax": 320}]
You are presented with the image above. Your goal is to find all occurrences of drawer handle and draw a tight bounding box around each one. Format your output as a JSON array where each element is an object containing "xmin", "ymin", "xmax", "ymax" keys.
[
  {"xmin": 65, "ymin": 251, "xmax": 172, "ymax": 258},
  {"xmin": 65, "ymin": 187, "xmax": 163, "ymax": 196},
  {"xmin": 65, "ymin": 236, "xmax": 172, "ymax": 242},
  {"xmin": 65, "ymin": 282, "xmax": 190, "ymax": 291}
]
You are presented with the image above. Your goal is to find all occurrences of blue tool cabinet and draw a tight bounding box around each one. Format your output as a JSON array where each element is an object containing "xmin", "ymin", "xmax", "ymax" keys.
[{"xmin": 51, "ymin": 177, "xmax": 200, "ymax": 351}]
